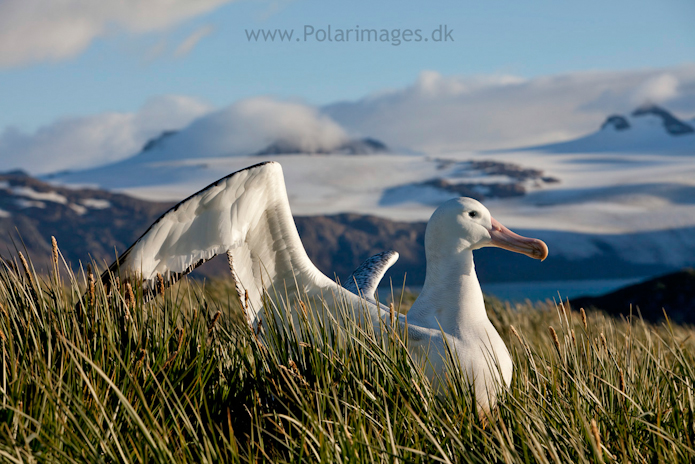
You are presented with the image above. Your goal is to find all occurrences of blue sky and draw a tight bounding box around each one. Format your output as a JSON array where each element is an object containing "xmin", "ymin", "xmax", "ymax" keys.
[{"xmin": 0, "ymin": 0, "xmax": 693, "ymax": 134}]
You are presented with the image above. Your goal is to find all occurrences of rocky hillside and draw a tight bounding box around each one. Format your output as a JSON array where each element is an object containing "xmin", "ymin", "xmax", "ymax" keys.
[
  {"xmin": 0, "ymin": 170, "xmax": 173, "ymax": 273},
  {"xmin": 0, "ymin": 170, "xmax": 546, "ymax": 286},
  {"xmin": 1, "ymin": 170, "xmax": 421, "ymax": 282},
  {"xmin": 2, "ymin": 171, "xmax": 693, "ymax": 293}
]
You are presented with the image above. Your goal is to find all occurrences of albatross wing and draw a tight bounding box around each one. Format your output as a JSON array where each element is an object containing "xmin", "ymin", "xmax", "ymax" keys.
[
  {"xmin": 104, "ymin": 161, "xmax": 339, "ymax": 322},
  {"xmin": 343, "ymin": 250, "xmax": 399, "ymax": 303}
]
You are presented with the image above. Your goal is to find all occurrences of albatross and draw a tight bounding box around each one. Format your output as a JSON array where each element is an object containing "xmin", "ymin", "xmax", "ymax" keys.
[{"xmin": 104, "ymin": 161, "xmax": 548, "ymax": 413}]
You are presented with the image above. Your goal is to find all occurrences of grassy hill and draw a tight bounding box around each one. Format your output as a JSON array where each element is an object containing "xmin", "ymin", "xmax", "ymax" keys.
[{"xmin": 1, "ymin": 248, "xmax": 694, "ymax": 463}]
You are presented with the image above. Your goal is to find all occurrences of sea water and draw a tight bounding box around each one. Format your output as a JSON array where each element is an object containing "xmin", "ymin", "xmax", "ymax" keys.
[{"xmin": 480, "ymin": 277, "xmax": 646, "ymax": 303}]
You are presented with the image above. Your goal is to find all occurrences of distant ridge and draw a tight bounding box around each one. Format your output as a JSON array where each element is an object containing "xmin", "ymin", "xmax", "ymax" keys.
[
  {"xmin": 253, "ymin": 137, "xmax": 388, "ymax": 156},
  {"xmin": 571, "ymin": 269, "xmax": 695, "ymax": 324},
  {"xmin": 141, "ymin": 130, "xmax": 178, "ymax": 152},
  {"xmin": 600, "ymin": 115, "xmax": 631, "ymax": 131},
  {"xmin": 5, "ymin": 171, "xmax": 695, "ymax": 285},
  {"xmin": 508, "ymin": 104, "xmax": 694, "ymax": 154},
  {"xmin": 631, "ymin": 103, "xmax": 694, "ymax": 136},
  {"xmin": 138, "ymin": 130, "xmax": 389, "ymax": 158}
]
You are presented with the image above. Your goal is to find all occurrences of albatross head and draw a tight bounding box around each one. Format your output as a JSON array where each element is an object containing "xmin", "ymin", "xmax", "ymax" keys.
[{"xmin": 426, "ymin": 197, "xmax": 548, "ymax": 261}]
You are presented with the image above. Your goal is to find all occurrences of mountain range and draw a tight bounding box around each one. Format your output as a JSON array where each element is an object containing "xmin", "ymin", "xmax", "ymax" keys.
[
  {"xmin": 1, "ymin": 103, "xmax": 693, "ymax": 300},
  {"xmin": 2, "ymin": 169, "xmax": 693, "ymax": 289}
]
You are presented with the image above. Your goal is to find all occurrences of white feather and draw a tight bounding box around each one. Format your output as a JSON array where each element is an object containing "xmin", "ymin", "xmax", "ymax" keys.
[{"xmin": 111, "ymin": 161, "xmax": 348, "ymax": 319}]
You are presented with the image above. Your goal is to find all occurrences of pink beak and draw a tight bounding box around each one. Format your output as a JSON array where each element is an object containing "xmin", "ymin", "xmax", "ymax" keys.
[{"xmin": 489, "ymin": 217, "xmax": 548, "ymax": 261}]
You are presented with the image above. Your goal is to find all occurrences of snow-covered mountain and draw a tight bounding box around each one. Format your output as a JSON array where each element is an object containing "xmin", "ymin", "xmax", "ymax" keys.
[
  {"xmin": 520, "ymin": 104, "xmax": 694, "ymax": 154},
  {"xmin": 38, "ymin": 102, "xmax": 695, "ymax": 284}
]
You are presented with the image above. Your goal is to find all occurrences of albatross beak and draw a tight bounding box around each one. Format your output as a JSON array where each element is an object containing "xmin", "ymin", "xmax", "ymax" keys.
[{"xmin": 488, "ymin": 217, "xmax": 549, "ymax": 261}]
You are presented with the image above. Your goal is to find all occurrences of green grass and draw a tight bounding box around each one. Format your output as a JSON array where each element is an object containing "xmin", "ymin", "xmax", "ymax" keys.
[{"xmin": 1, "ymin": 249, "xmax": 695, "ymax": 463}]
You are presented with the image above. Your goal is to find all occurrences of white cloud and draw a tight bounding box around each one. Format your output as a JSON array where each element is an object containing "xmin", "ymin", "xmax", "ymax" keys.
[
  {"xmin": 325, "ymin": 64, "xmax": 695, "ymax": 152},
  {"xmin": 629, "ymin": 74, "xmax": 680, "ymax": 106},
  {"xmin": 1, "ymin": 95, "xmax": 212, "ymax": 174},
  {"xmin": 1, "ymin": 96, "xmax": 348, "ymax": 174},
  {"xmin": 145, "ymin": 97, "xmax": 349, "ymax": 160},
  {"xmin": 0, "ymin": 0, "xmax": 233, "ymax": 68},
  {"xmin": 133, "ymin": 95, "xmax": 213, "ymax": 139},
  {"xmin": 5, "ymin": 65, "xmax": 695, "ymax": 177},
  {"xmin": 174, "ymin": 24, "xmax": 215, "ymax": 57}
]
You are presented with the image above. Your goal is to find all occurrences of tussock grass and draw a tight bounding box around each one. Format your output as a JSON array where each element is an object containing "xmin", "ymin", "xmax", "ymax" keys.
[{"xmin": 1, "ymin": 248, "xmax": 694, "ymax": 463}]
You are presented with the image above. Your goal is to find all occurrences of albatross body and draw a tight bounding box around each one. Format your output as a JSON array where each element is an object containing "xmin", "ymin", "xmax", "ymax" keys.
[
  {"xmin": 403, "ymin": 198, "xmax": 547, "ymax": 412},
  {"xmin": 105, "ymin": 161, "xmax": 547, "ymax": 413}
]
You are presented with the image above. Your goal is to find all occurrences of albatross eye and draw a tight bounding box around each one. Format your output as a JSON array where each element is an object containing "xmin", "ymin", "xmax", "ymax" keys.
[{"xmin": 468, "ymin": 211, "xmax": 478, "ymax": 218}]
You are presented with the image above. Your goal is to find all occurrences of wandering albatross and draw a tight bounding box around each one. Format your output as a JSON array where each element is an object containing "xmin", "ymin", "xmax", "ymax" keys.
[{"xmin": 104, "ymin": 161, "xmax": 548, "ymax": 413}]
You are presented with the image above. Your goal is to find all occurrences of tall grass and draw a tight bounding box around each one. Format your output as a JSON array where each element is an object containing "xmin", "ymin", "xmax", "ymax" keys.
[{"xmin": 1, "ymin": 246, "xmax": 694, "ymax": 463}]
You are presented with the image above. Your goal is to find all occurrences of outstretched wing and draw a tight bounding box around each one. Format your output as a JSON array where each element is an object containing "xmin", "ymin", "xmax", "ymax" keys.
[
  {"xmin": 105, "ymin": 161, "xmax": 340, "ymax": 322},
  {"xmin": 343, "ymin": 251, "xmax": 399, "ymax": 303}
]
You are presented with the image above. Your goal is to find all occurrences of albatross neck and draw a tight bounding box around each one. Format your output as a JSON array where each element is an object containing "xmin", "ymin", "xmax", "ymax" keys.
[{"xmin": 407, "ymin": 248, "xmax": 489, "ymax": 333}]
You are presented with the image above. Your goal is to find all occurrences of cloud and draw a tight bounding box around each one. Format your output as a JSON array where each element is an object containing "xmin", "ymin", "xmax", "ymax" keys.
[
  {"xmin": 145, "ymin": 97, "xmax": 349, "ymax": 160},
  {"xmin": 324, "ymin": 64, "xmax": 695, "ymax": 152},
  {"xmin": 1, "ymin": 96, "xmax": 348, "ymax": 175},
  {"xmin": 5, "ymin": 65, "xmax": 695, "ymax": 177},
  {"xmin": 629, "ymin": 74, "xmax": 680, "ymax": 106},
  {"xmin": 1, "ymin": 95, "xmax": 212, "ymax": 174},
  {"xmin": 134, "ymin": 95, "xmax": 213, "ymax": 137},
  {"xmin": 0, "ymin": 0, "xmax": 233, "ymax": 68},
  {"xmin": 142, "ymin": 38, "xmax": 169, "ymax": 63},
  {"xmin": 174, "ymin": 24, "xmax": 215, "ymax": 57}
]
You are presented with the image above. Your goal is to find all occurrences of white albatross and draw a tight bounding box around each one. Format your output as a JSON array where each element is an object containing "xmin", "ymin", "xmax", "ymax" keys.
[{"xmin": 104, "ymin": 161, "xmax": 548, "ymax": 413}]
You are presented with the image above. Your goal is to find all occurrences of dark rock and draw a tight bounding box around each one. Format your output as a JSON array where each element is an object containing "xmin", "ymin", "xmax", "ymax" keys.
[
  {"xmin": 466, "ymin": 160, "xmax": 544, "ymax": 181},
  {"xmin": 141, "ymin": 130, "xmax": 179, "ymax": 152},
  {"xmin": 632, "ymin": 104, "xmax": 694, "ymax": 136},
  {"xmin": 253, "ymin": 137, "xmax": 389, "ymax": 156},
  {"xmin": 601, "ymin": 115, "xmax": 631, "ymax": 131},
  {"xmin": 352, "ymin": 137, "xmax": 388, "ymax": 153},
  {"xmin": 541, "ymin": 176, "xmax": 560, "ymax": 183},
  {"xmin": 0, "ymin": 169, "xmax": 30, "ymax": 178},
  {"xmin": 423, "ymin": 179, "xmax": 526, "ymax": 201},
  {"xmin": 382, "ymin": 159, "xmax": 555, "ymax": 204}
]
